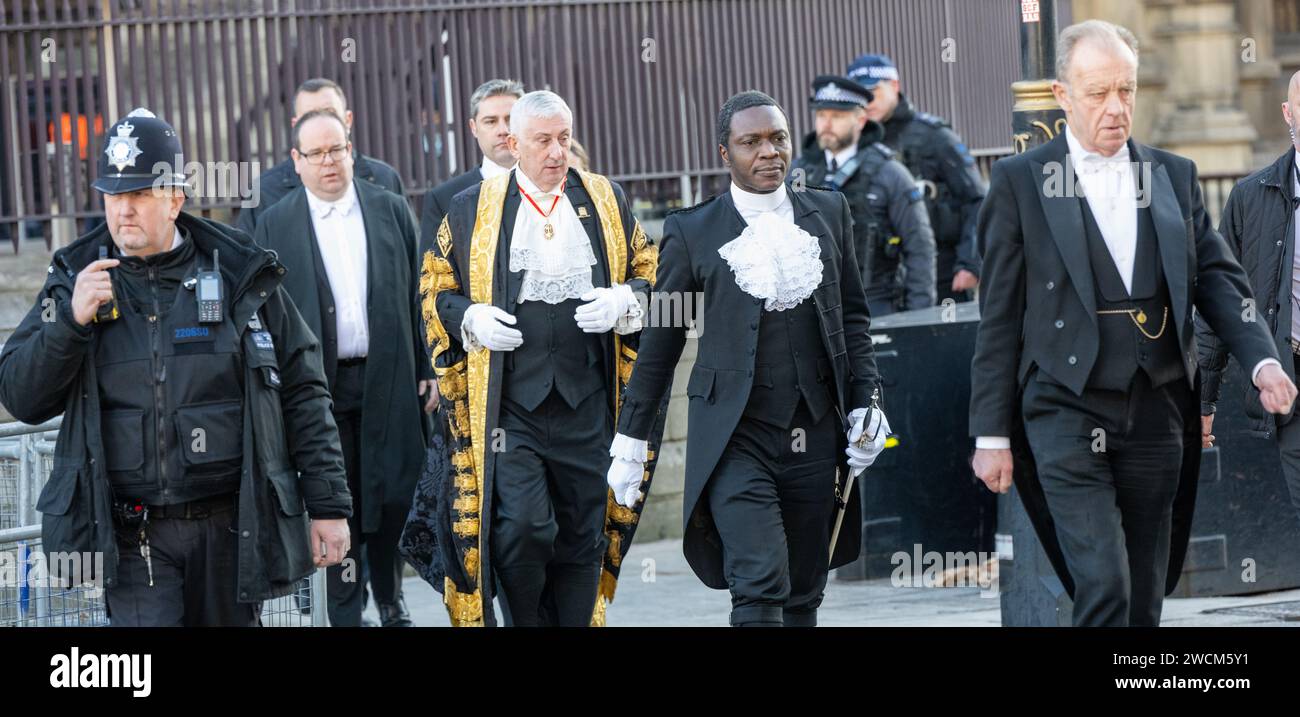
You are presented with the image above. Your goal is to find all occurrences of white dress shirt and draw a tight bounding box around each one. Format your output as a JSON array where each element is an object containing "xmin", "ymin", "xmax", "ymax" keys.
[
  {"xmin": 1065, "ymin": 124, "xmax": 1138, "ymax": 293},
  {"xmin": 480, "ymin": 156, "xmax": 514, "ymax": 180},
  {"xmin": 306, "ymin": 182, "xmax": 369, "ymax": 360},
  {"xmin": 976, "ymin": 128, "xmax": 1278, "ymax": 449},
  {"xmin": 824, "ymin": 144, "xmax": 859, "ymax": 174}
]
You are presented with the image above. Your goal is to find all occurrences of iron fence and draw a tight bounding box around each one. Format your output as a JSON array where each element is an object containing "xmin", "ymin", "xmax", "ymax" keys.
[
  {"xmin": 0, "ymin": 0, "xmax": 1023, "ymax": 249},
  {"xmin": 0, "ymin": 417, "xmax": 327, "ymax": 627}
]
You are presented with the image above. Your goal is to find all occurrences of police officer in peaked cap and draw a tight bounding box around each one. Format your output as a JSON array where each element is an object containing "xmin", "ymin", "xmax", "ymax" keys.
[
  {"xmin": 847, "ymin": 54, "xmax": 986, "ymax": 303},
  {"xmin": 791, "ymin": 75, "xmax": 936, "ymax": 316}
]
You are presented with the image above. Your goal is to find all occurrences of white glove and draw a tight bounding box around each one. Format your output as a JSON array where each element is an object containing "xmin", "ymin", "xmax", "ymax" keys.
[
  {"xmin": 845, "ymin": 407, "xmax": 890, "ymax": 477},
  {"xmin": 606, "ymin": 459, "xmax": 645, "ymax": 507},
  {"xmin": 607, "ymin": 433, "xmax": 650, "ymax": 507},
  {"xmin": 462, "ymin": 303, "xmax": 523, "ymax": 352},
  {"xmin": 575, "ymin": 284, "xmax": 639, "ymax": 334}
]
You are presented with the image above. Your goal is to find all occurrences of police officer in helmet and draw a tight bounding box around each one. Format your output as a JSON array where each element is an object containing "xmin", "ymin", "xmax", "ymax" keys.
[{"xmin": 0, "ymin": 108, "xmax": 353, "ymax": 626}]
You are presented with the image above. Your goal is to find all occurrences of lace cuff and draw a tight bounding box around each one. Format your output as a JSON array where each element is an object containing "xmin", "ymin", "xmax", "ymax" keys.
[{"xmin": 609, "ymin": 433, "xmax": 649, "ymax": 463}]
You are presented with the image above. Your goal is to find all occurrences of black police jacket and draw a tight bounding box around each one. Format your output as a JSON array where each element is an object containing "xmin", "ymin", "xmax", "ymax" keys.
[
  {"xmin": 793, "ymin": 122, "xmax": 936, "ymax": 310},
  {"xmin": 0, "ymin": 213, "xmax": 352, "ymax": 601},
  {"xmin": 882, "ymin": 94, "xmax": 986, "ymax": 277}
]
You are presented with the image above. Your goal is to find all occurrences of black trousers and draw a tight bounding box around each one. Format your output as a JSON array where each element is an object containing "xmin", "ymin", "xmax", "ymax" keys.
[
  {"xmin": 325, "ymin": 360, "xmax": 407, "ymax": 627},
  {"xmin": 490, "ymin": 387, "xmax": 612, "ymax": 627},
  {"xmin": 706, "ymin": 399, "xmax": 839, "ymax": 627},
  {"xmin": 106, "ymin": 499, "xmax": 260, "ymax": 627},
  {"xmin": 1022, "ymin": 370, "xmax": 1189, "ymax": 627}
]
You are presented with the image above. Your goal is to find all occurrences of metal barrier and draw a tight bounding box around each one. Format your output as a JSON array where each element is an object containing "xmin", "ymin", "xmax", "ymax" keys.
[{"xmin": 0, "ymin": 417, "xmax": 327, "ymax": 627}]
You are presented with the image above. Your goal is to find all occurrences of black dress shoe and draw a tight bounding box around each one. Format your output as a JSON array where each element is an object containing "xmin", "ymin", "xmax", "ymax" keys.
[{"xmin": 377, "ymin": 599, "xmax": 415, "ymax": 627}]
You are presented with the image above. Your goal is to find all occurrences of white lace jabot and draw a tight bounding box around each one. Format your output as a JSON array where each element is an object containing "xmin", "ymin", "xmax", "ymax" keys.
[
  {"xmin": 509, "ymin": 169, "xmax": 596, "ymax": 304},
  {"xmin": 719, "ymin": 192, "xmax": 822, "ymax": 312}
]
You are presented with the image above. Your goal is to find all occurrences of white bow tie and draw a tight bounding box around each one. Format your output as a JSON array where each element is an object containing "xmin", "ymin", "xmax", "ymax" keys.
[{"xmin": 1076, "ymin": 147, "xmax": 1130, "ymax": 173}]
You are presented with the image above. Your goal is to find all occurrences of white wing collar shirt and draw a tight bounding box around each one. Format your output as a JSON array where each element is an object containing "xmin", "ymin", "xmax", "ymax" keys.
[
  {"xmin": 975, "ymin": 126, "xmax": 1278, "ymax": 451},
  {"xmin": 306, "ymin": 181, "xmax": 370, "ymax": 360},
  {"xmin": 1066, "ymin": 123, "xmax": 1138, "ymax": 293}
]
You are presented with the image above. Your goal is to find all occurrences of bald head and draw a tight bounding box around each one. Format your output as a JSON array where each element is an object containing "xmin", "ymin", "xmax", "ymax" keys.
[{"xmin": 1284, "ymin": 70, "xmax": 1300, "ymax": 150}]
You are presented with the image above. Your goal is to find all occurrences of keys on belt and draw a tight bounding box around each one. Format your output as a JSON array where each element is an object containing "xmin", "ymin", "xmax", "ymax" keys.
[
  {"xmin": 112, "ymin": 494, "xmax": 235, "ymax": 588},
  {"xmin": 112, "ymin": 499, "xmax": 153, "ymax": 587}
]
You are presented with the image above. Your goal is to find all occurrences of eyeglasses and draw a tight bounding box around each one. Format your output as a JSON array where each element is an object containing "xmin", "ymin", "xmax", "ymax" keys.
[{"xmin": 298, "ymin": 144, "xmax": 351, "ymax": 165}]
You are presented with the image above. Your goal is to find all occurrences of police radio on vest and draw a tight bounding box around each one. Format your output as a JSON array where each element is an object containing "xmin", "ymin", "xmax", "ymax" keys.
[{"xmin": 196, "ymin": 248, "xmax": 223, "ymax": 323}]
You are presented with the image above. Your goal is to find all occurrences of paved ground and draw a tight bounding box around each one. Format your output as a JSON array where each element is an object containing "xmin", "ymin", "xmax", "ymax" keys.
[{"xmin": 365, "ymin": 537, "xmax": 1300, "ymax": 627}]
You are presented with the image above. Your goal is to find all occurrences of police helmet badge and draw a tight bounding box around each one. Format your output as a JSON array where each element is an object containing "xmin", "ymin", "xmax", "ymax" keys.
[{"xmin": 104, "ymin": 120, "xmax": 142, "ymax": 172}]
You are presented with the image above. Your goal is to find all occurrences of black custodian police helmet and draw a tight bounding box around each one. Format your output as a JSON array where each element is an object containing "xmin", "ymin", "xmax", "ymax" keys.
[{"xmin": 92, "ymin": 107, "xmax": 189, "ymax": 195}]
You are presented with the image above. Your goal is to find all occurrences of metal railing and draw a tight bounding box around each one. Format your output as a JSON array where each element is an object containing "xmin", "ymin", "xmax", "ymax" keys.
[
  {"xmin": 0, "ymin": 0, "xmax": 1025, "ymax": 249},
  {"xmin": 1198, "ymin": 173, "xmax": 1245, "ymax": 229},
  {"xmin": 0, "ymin": 417, "xmax": 327, "ymax": 627}
]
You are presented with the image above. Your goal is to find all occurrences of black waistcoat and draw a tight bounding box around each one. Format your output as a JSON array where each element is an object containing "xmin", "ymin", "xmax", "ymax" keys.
[
  {"xmin": 742, "ymin": 294, "xmax": 834, "ymax": 429},
  {"xmin": 1081, "ymin": 198, "xmax": 1184, "ymax": 391},
  {"xmin": 502, "ymin": 297, "xmax": 606, "ymax": 412},
  {"xmin": 94, "ymin": 236, "xmax": 244, "ymax": 504}
]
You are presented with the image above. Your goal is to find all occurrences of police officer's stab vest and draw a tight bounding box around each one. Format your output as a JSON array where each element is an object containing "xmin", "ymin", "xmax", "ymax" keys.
[
  {"xmin": 891, "ymin": 112, "xmax": 964, "ymax": 244},
  {"xmin": 94, "ymin": 236, "xmax": 245, "ymax": 504}
]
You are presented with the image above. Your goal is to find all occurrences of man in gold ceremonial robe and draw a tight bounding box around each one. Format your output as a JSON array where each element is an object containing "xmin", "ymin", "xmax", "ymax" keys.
[{"xmin": 419, "ymin": 90, "xmax": 662, "ymax": 626}]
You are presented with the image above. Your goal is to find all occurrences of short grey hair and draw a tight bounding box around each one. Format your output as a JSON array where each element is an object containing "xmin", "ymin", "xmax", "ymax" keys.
[
  {"xmin": 468, "ymin": 78, "xmax": 525, "ymax": 120},
  {"xmin": 1056, "ymin": 20, "xmax": 1139, "ymax": 84},
  {"xmin": 509, "ymin": 90, "xmax": 573, "ymax": 137}
]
